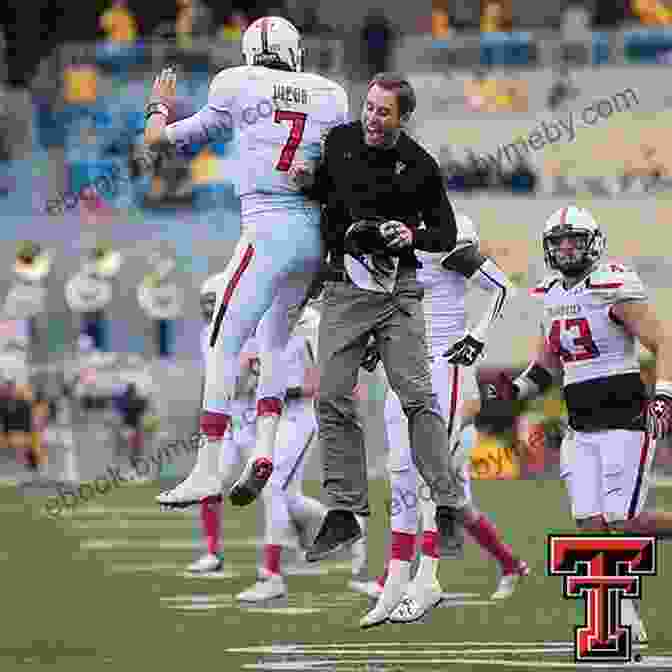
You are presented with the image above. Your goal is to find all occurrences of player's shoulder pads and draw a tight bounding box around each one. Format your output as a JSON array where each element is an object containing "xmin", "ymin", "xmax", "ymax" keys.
[{"xmin": 585, "ymin": 261, "xmax": 647, "ymax": 304}]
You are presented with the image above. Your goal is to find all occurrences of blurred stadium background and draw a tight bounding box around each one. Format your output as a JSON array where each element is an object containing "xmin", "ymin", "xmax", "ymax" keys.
[
  {"xmin": 1, "ymin": 0, "xmax": 672, "ymax": 488},
  {"xmin": 2, "ymin": 3, "xmax": 672, "ymax": 667}
]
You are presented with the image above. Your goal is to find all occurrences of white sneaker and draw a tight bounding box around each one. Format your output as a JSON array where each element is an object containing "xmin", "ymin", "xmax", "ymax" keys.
[
  {"xmin": 186, "ymin": 553, "xmax": 223, "ymax": 574},
  {"xmin": 359, "ymin": 571, "xmax": 409, "ymax": 629},
  {"xmin": 491, "ymin": 560, "xmax": 529, "ymax": 600},
  {"xmin": 389, "ymin": 581, "xmax": 444, "ymax": 623},
  {"xmin": 348, "ymin": 580, "xmax": 383, "ymax": 599},
  {"xmin": 156, "ymin": 472, "xmax": 222, "ymax": 509},
  {"xmin": 236, "ymin": 574, "xmax": 286, "ymax": 602}
]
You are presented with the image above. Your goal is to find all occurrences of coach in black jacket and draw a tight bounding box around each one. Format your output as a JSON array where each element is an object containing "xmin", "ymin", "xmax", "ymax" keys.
[{"xmin": 296, "ymin": 73, "xmax": 467, "ymax": 575}]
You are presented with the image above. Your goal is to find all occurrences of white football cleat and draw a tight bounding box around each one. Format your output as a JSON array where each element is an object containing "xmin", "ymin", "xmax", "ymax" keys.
[
  {"xmin": 186, "ymin": 553, "xmax": 223, "ymax": 574},
  {"xmin": 389, "ymin": 581, "xmax": 444, "ymax": 623},
  {"xmin": 236, "ymin": 574, "xmax": 286, "ymax": 602},
  {"xmin": 348, "ymin": 579, "xmax": 383, "ymax": 599},
  {"xmin": 359, "ymin": 573, "xmax": 408, "ymax": 629},
  {"xmin": 491, "ymin": 559, "xmax": 530, "ymax": 600},
  {"xmin": 156, "ymin": 473, "xmax": 222, "ymax": 509}
]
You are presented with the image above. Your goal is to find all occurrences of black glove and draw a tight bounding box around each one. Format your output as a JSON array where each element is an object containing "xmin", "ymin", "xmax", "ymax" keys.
[
  {"xmin": 344, "ymin": 219, "xmax": 404, "ymax": 258},
  {"xmin": 361, "ymin": 342, "xmax": 381, "ymax": 372},
  {"xmin": 442, "ymin": 333, "xmax": 485, "ymax": 366},
  {"xmin": 484, "ymin": 372, "xmax": 519, "ymax": 402},
  {"xmin": 646, "ymin": 394, "xmax": 672, "ymax": 439}
]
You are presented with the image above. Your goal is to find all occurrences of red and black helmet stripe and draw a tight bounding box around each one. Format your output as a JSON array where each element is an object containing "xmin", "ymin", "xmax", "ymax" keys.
[{"xmin": 260, "ymin": 18, "xmax": 270, "ymax": 53}]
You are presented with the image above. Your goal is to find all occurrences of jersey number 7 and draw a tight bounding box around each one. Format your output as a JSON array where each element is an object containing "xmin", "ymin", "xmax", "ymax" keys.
[{"xmin": 274, "ymin": 110, "xmax": 307, "ymax": 171}]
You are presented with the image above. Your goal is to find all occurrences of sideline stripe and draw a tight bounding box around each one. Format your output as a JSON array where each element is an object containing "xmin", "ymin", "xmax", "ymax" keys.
[{"xmin": 227, "ymin": 643, "xmax": 579, "ymax": 654}]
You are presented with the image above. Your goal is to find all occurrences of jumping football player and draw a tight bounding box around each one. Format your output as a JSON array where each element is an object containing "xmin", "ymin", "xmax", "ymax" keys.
[
  {"xmin": 490, "ymin": 204, "xmax": 672, "ymax": 643},
  {"xmin": 357, "ymin": 213, "xmax": 528, "ymax": 628},
  {"xmin": 147, "ymin": 17, "xmax": 349, "ymax": 510}
]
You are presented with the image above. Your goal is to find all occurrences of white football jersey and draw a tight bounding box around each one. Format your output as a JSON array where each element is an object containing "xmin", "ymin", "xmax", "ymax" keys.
[
  {"xmin": 166, "ymin": 65, "xmax": 348, "ymax": 216},
  {"xmin": 416, "ymin": 214, "xmax": 481, "ymax": 357},
  {"xmin": 533, "ymin": 262, "xmax": 647, "ymax": 386}
]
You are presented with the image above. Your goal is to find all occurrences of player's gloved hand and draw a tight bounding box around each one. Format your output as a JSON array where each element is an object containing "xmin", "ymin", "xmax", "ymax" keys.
[
  {"xmin": 646, "ymin": 393, "xmax": 672, "ymax": 439},
  {"xmin": 360, "ymin": 341, "xmax": 381, "ymax": 372},
  {"xmin": 484, "ymin": 372, "xmax": 519, "ymax": 402},
  {"xmin": 380, "ymin": 220, "xmax": 413, "ymax": 251},
  {"xmin": 442, "ymin": 333, "xmax": 485, "ymax": 366},
  {"xmin": 146, "ymin": 66, "xmax": 176, "ymax": 120}
]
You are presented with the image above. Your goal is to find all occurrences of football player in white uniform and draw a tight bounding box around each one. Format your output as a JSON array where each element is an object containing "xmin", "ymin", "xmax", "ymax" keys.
[
  {"xmin": 357, "ymin": 213, "xmax": 529, "ymax": 628},
  {"xmin": 490, "ymin": 205, "xmax": 672, "ymax": 643},
  {"xmin": 148, "ymin": 17, "xmax": 349, "ymax": 510},
  {"xmin": 237, "ymin": 305, "xmax": 369, "ymax": 601}
]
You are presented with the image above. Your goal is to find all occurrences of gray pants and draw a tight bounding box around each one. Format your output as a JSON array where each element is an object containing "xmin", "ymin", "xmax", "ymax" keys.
[{"xmin": 317, "ymin": 269, "xmax": 466, "ymax": 516}]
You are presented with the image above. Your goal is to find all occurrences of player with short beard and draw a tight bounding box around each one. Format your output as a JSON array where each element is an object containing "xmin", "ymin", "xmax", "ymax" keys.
[{"xmin": 490, "ymin": 204, "xmax": 672, "ymax": 643}]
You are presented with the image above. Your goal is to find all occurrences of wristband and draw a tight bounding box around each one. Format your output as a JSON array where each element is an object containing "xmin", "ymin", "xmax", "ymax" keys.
[
  {"xmin": 145, "ymin": 102, "xmax": 169, "ymax": 121},
  {"xmin": 655, "ymin": 380, "xmax": 672, "ymax": 399}
]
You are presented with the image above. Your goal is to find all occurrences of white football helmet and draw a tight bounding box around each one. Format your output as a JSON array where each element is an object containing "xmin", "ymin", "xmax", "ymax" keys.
[
  {"xmin": 542, "ymin": 205, "xmax": 605, "ymax": 276},
  {"xmin": 242, "ymin": 16, "xmax": 303, "ymax": 72}
]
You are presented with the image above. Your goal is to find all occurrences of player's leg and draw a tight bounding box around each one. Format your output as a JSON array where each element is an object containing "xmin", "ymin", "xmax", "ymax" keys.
[
  {"xmin": 237, "ymin": 411, "xmax": 293, "ymax": 601},
  {"xmin": 229, "ymin": 265, "xmax": 320, "ymax": 506},
  {"xmin": 360, "ymin": 388, "xmax": 419, "ymax": 628},
  {"xmin": 187, "ymin": 418, "xmax": 243, "ymax": 573},
  {"xmin": 157, "ymin": 237, "xmax": 253, "ymax": 507}
]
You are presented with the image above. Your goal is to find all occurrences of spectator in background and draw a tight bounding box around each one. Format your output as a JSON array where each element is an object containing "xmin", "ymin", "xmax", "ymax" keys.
[
  {"xmin": 432, "ymin": 0, "xmax": 453, "ymax": 38},
  {"xmin": 117, "ymin": 382, "xmax": 148, "ymax": 465},
  {"xmin": 631, "ymin": 0, "xmax": 672, "ymax": 25},
  {"xmin": 480, "ymin": 0, "xmax": 512, "ymax": 32},
  {"xmin": 218, "ymin": 10, "xmax": 249, "ymax": 40},
  {"xmin": 99, "ymin": 0, "xmax": 138, "ymax": 43},
  {"xmin": 546, "ymin": 65, "xmax": 580, "ymax": 111},
  {"xmin": 362, "ymin": 9, "xmax": 393, "ymax": 79},
  {"xmin": 176, "ymin": 0, "xmax": 213, "ymax": 48}
]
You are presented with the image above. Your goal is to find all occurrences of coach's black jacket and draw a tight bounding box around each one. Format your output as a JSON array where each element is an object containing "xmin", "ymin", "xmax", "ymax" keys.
[{"xmin": 306, "ymin": 121, "xmax": 457, "ymax": 268}]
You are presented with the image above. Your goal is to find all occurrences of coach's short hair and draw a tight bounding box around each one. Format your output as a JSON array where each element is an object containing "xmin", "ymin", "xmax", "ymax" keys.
[{"xmin": 367, "ymin": 72, "xmax": 416, "ymax": 119}]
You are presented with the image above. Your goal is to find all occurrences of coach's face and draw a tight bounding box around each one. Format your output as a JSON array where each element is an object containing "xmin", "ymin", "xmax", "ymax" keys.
[{"xmin": 362, "ymin": 84, "xmax": 403, "ymax": 147}]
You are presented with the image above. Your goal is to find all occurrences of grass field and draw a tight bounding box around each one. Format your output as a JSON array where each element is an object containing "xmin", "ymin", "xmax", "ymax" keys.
[{"xmin": 4, "ymin": 477, "xmax": 672, "ymax": 671}]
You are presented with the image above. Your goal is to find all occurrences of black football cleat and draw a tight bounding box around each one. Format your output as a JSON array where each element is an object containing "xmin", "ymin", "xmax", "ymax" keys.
[{"xmin": 305, "ymin": 509, "xmax": 363, "ymax": 562}]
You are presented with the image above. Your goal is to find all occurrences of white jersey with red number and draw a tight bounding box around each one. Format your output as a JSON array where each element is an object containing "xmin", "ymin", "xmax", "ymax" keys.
[
  {"xmin": 165, "ymin": 65, "xmax": 348, "ymax": 217},
  {"xmin": 416, "ymin": 214, "xmax": 480, "ymax": 357},
  {"xmin": 532, "ymin": 262, "xmax": 647, "ymax": 386}
]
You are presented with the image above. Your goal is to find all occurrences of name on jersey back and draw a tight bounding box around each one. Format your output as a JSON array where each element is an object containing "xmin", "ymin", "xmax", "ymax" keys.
[{"xmin": 273, "ymin": 84, "xmax": 308, "ymax": 105}]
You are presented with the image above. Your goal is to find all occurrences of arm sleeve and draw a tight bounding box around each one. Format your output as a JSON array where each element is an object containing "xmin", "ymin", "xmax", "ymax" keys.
[
  {"xmin": 415, "ymin": 163, "xmax": 457, "ymax": 253},
  {"xmin": 469, "ymin": 258, "xmax": 517, "ymax": 342}
]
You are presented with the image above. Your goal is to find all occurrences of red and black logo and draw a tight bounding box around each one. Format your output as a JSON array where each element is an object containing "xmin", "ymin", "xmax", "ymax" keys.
[{"xmin": 548, "ymin": 535, "xmax": 656, "ymax": 663}]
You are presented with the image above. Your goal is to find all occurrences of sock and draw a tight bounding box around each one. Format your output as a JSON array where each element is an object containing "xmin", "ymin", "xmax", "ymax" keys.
[
  {"xmin": 376, "ymin": 567, "xmax": 388, "ymax": 588},
  {"xmin": 414, "ymin": 530, "xmax": 440, "ymax": 586},
  {"xmin": 375, "ymin": 533, "xmax": 415, "ymax": 614},
  {"xmin": 464, "ymin": 512, "xmax": 516, "ymax": 574},
  {"xmin": 253, "ymin": 399, "xmax": 282, "ymax": 461},
  {"xmin": 198, "ymin": 411, "xmax": 230, "ymax": 478},
  {"xmin": 264, "ymin": 544, "xmax": 282, "ymax": 576},
  {"xmin": 200, "ymin": 495, "xmax": 222, "ymax": 556}
]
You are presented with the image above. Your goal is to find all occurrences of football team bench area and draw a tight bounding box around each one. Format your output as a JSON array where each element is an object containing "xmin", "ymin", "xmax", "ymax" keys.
[{"xmin": 4, "ymin": 477, "xmax": 671, "ymax": 672}]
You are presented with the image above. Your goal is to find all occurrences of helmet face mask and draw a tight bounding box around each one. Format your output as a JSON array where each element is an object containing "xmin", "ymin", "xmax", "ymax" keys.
[
  {"xmin": 242, "ymin": 17, "xmax": 303, "ymax": 73},
  {"xmin": 542, "ymin": 207, "xmax": 605, "ymax": 278}
]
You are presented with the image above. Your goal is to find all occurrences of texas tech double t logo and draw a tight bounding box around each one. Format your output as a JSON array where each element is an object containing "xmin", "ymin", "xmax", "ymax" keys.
[{"xmin": 548, "ymin": 535, "xmax": 656, "ymax": 663}]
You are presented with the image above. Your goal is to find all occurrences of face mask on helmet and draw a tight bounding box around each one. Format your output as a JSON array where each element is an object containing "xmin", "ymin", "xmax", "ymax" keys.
[
  {"xmin": 242, "ymin": 17, "xmax": 302, "ymax": 72},
  {"xmin": 543, "ymin": 231, "xmax": 596, "ymax": 276}
]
